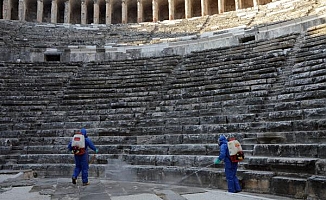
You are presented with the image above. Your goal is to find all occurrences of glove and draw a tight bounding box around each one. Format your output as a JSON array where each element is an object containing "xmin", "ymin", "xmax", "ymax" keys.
[
  {"xmin": 95, "ymin": 149, "xmax": 99, "ymax": 154},
  {"xmin": 214, "ymin": 158, "xmax": 221, "ymax": 164}
]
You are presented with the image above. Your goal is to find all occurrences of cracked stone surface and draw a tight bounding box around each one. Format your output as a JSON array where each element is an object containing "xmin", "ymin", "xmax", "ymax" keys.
[{"xmin": 0, "ymin": 171, "xmax": 293, "ymax": 200}]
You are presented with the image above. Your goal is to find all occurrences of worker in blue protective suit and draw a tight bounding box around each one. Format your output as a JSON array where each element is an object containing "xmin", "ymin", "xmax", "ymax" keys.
[
  {"xmin": 214, "ymin": 135, "xmax": 241, "ymax": 193},
  {"xmin": 68, "ymin": 128, "xmax": 98, "ymax": 186}
]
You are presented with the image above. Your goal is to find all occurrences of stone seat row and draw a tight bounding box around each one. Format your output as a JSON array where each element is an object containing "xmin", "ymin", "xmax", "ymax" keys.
[
  {"xmin": 190, "ymin": 33, "xmax": 297, "ymax": 57},
  {"xmin": 6, "ymin": 143, "xmax": 326, "ymax": 160},
  {"xmin": 293, "ymin": 74, "xmax": 326, "ymax": 86},
  {"xmin": 183, "ymin": 51, "xmax": 286, "ymax": 71},
  {"xmin": 292, "ymin": 59, "xmax": 325, "ymax": 74},
  {"xmin": 2, "ymin": 160, "xmax": 323, "ymax": 199},
  {"xmin": 0, "ymin": 115, "xmax": 273, "ymax": 132},
  {"xmin": 1, "ymin": 152, "xmax": 324, "ymax": 177},
  {"xmin": 2, "ymin": 102, "xmax": 318, "ymax": 130},
  {"xmin": 1, "ymin": 100, "xmax": 324, "ymax": 131},
  {"xmin": 2, "ymin": 118, "xmax": 325, "ymax": 137},
  {"xmin": 1, "ymin": 90, "xmax": 323, "ymax": 124}
]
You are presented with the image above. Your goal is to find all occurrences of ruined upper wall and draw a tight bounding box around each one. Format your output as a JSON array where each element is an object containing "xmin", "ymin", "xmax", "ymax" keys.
[
  {"xmin": 0, "ymin": 0, "xmax": 325, "ymax": 62},
  {"xmin": 1, "ymin": 0, "xmax": 272, "ymax": 24}
]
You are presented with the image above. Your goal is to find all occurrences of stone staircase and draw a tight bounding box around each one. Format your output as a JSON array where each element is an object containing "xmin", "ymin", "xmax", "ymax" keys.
[{"xmin": 1, "ymin": 25, "xmax": 326, "ymax": 199}]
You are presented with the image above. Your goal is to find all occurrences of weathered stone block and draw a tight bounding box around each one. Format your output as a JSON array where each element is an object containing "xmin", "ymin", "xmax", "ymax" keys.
[
  {"xmin": 315, "ymin": 159, "xmax": 326, "ymax": 175},
  {"xmin": 271, "ymin": 176, "xmax": 306, "ymax": 199},
  {"xmin": 253, "ymin": 144, "xmax": 318, "ymax": 157},
  {"xmin": 242, "ymin": 171, "xmax": 274, "ymax": 193},
  {"xmin": 306, "ymin": 176, "xmax": 326, "ymax": 200}
]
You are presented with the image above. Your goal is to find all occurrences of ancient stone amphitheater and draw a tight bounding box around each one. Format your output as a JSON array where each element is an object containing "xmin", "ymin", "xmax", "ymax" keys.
[{"xmin": 1, "ymin": 0, "xmax": 326, "ymax": 199}]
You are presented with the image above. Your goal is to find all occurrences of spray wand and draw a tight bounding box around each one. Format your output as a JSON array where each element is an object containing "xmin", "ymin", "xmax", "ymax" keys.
[{"xmin": 176, "ymin": 163, "xmax": 215, "ymax": 184}]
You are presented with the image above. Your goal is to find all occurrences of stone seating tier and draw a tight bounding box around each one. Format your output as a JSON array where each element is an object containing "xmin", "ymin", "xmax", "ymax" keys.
[
  {"xmin": 2, "ymin": 26, "xmax": 326, "ymax": 198},
  {"xmin": 0, "ymin": 0, "xmax": 324, "ymax": 50}
]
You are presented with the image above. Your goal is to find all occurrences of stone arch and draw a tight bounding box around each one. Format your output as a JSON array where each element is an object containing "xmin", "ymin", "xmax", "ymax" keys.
[
  {"xmin": 157, "ymin": 0, "xmax": 168, "ymax": 21},
  {"xmin": 241, "ymin": 0, "xmax": 253, "ymax": 9},
  {"xmin": 174, "ymin": 0, "xmax": 184, "ymax": 19},
  {"xmin": 225, "ymin": 0, "xmax": 235, "ymax": 12},
  {"xmin": 10, "ymin": 0, "xmax": 19, "ymax": 20},
  {"xmin": 86, "ymin": 0, "xmax": 93, "ymax": 24},
  {"xmin": 25, "ymin": 0, "xmax": 37, "ymax": 22},
  {"xmin": 98, "ymin": 0, "xmax": 105, "ymax": 24},
  {"xmin": 207, "ymin": 0, "xmax": 217, "ymax": 15},
  {"xmin": 142, "ymin": 0, "xmax": 151, "ymax": 22},
  {"xmin": 0, "ymin": 0, "xmax": 3, "ymax": 18},
  {"xmin": 112, "ymin": 0, "xmax": 121, "ymax": 24},
  {"xmin": 192, "ymin": 0, "xmax": 200, "ymax": 17},
  {"xmin": 127, "ymin": 0, "xmax": 137, "ymax": 23},
  {"xmin": 259, "ymin": 0, "xmax": 272, "ymax": 5},
  {"xmin": 57, "ymin": 0, "xmax": 65, "ymax": 23},
  {"xmin": 42, "ymin": 0, "xmax": 51, "ymax": 22},
  {"xmin": 70, "ymin": 0, "xmax": 81, "ymax": 24}
]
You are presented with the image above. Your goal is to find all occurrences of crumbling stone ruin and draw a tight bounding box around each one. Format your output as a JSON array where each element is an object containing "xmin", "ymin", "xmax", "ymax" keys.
[
  {"xmin": 1, "ymin": 0, "xmax": 326, "ymax": 199},
  {"xmin": 1, "ymin": 0, "xmax": 272, "ymax": 24}
]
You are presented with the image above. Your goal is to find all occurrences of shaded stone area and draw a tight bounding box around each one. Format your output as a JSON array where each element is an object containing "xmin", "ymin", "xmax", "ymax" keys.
[{"xmin": 0, "ymin": 170, "xmax": 294, "ymax": 200}]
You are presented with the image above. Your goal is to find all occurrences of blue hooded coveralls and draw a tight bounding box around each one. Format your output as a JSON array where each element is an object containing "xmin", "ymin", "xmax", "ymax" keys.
[
  {"xmin": 68, "ymin": 128, "xmax": 97, "ymax": 184},
  {"xmin": 218, "ymin": 135, "xmax": 242, "ymax": 193}
]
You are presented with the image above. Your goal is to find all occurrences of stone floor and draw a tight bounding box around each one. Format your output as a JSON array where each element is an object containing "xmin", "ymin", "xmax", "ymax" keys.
[{"xmin": 0, "ymin": 170, "xmax": 295, "ymax": 200}]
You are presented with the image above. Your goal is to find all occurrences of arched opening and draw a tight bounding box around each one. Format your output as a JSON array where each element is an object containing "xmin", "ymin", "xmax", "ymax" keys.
[
  {"xmin": 71, "ymin": 0, "xmax": 81, "ymax": 24},
  {"xmin": 25, "ymin": 0, "xmax": 37, "ymax": 22},
  {"xmin": 98, "ymin": 0, "xmax": 106, "ymax": 24},
  {"xmin": 192, "ymin": 0, "xmax": 200, "ymax": 17},
  {"xmin": 174, "ymin": 0, "xmax": 184, "ymax": 19},
  {"xmin": 157, "ymin": 0, "xmax": 168, "ymax": 21},
  {"xmin": 43, "ymin": 0, "xmax": 52, "ymax": 22},
  {"xmin": 57, "ymin": 0, "xmax": 65, "ymax": 23},
  {"xmin": 225, "ymin": 0, "xmax": 235, "ymax": 12},
  {"xmin": 112, "ymin": 0, "xmax": 121, "ymax": 24},
  {"xmin": 127, "ymin": 0, "xmax": 137, "ymax": 23},
  {"xmin": 207, "ymin": 0, "xmax": 217, "ymax": 15},
  {"xmin": 242, "ymin": 0, "xmax": 253, "ymax": 9},
  {"xmin": 86, "ymin": 0, "xmax": 93, "ymax": 24},
  {"xmin": 11, "ymin": 0, "xmax": 19, "ymax": 20},
  {"xmin": 0, "ymin": 0, "xmax": 3, "ymax": 19},
  {"xmin": 259, "ymin": 0, "xmax": 272, "ymax": 5},
  {"xmin": 142, "ymin": 0, "xmax": 152, "ymax": 22}
]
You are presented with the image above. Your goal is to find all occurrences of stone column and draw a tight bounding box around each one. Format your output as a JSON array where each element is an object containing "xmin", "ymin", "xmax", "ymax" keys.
[
  {"xmin": 18, "ymin": 0, "xmax": 26, "ymax": 21},
  {"xmin": 93, "ymin": 0, "xmax": 99, "ymax": 24},
  {"xmin": 137, "ymin": 0, "xmax": 143, "ymax": 23},
  {"xmin": 51, "ymin": 0, "xmax": 58, "ymax": 23},
  {"xmin": 3, "ymin": 0, "xmax": 11, "ymax": 20},
  {"xmin": 81, "ymin": 0, "xmax": 87, "ymax": 24},
  {"xmin": 218, "ymin": 0, "xmax": 224, "ymax": 14},
  {"xmin": 121, "ymin": 0, "xmax": 127, "ymax": 23},
  {"xmin": 152, "ymin": 0, "xmax": 158, "ymax": 22},
  {"xmin": 37, "ymin": 0, "xmax": 43, "ymax": 22},
  {"xmin": 185, "ymin": 0, "xmax": 191, "ymax": 19},
  {"xmin": 64, "ymin": 0, "xmax": 70, "ymax": 23},
  {"xmin": 235, "ymin": 0, "xmax": 240, "ymax": 10},
  {"xmin": 168, "ymin": 0, "xmax": 174, "ymax": 20},
  {"xmin": 253, "ymin": 0, "xmax": 258, "ymax": 7},
  {"xmin": 201, "ymin": 0, "xmax": 207, "ymax": 16},
  {"xmin": 105, "ymin": 0, "xmax": 112, "ymax": 24}
]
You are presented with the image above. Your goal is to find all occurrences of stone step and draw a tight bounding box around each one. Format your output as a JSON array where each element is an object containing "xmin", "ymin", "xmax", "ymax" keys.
[
  {"xmin": 253, "ymin": 144, "xmax": 326, "ymax": 158},
  {"xmin": 246, "ymin": 156, "xmax": 320, "ymax": 174},
  {"xmin": 256, "ymin": 131, "xmax": 326, "ymax": 144},
  {"xmin": 14, "ymin": 144, "xmax": 222, "ymax": 156}
]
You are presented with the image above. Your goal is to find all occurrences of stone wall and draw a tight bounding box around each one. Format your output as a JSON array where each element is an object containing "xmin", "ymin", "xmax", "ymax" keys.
[
  {"xmin": 0, "ymin": 0, "xmax": 325, "ymax": 62},
  {"xmin": 1, "ymin": 24, "xmax": 326, "ymax": 198},
  {"xmin": 0, "ymin": 0, "xmax": 271, "ymax": 24}
]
